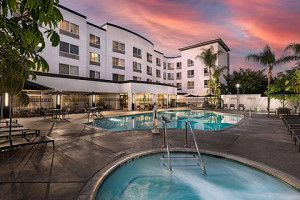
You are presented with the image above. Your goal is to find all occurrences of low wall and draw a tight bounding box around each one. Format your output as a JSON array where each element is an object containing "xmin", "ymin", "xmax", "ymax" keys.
[{"xmin": 221, "ymin": 94, "xmax": 299, "ymax": 111}]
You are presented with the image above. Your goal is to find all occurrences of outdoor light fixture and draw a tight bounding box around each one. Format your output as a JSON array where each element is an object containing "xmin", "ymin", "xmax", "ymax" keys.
[
  {"xmin": 57, "ymin": 94, "xmax": 61, "ymax": 106},
  {"xmin": 236, "ymin": 84, "xmax": 240, "ymax": 110},
  {"xmin": 4, "ymin": 93, "xmax": 9, "ymax": 107},
  {"xmin": 92, "ymin": 94, "xmax": 96, "ymax": 107}
]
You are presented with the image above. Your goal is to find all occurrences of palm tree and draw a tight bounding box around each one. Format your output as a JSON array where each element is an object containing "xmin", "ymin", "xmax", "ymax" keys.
[
  {"xmin": 212, "ymin": 65, "xmax": 228, "ymax": 106},
  {"xmin": 196, "ymin": 45, "xmax": 223, "ymax": 97},
  {"xmin": 283, "ymin": 43, "xmax": 300, "ymax": 66},
  {"xmin": 245, "ymin": 45, "xmax": 282, "ymax": 112}
]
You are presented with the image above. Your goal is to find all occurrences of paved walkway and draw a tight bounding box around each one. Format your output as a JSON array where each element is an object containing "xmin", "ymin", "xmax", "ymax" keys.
[{"xmin": 0, "ymin": 109, "xmax": 299, "ymax": 199}]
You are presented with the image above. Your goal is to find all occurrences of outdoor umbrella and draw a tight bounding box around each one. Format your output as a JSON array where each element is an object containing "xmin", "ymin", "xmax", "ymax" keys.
[
  {"xmin": 270, "ymin": 90, "xmax": 298, "ymax": 107},
  {"xmin": 44, "ymin": 90, "xmax": 69, "ymax": 109},
  {"xmin": 44, "ymin": 90, "xmax": 70, "ymax": 96},
  {"xmin": 84, "ymin": 91, "xmax": 101, "ymax": 107}
]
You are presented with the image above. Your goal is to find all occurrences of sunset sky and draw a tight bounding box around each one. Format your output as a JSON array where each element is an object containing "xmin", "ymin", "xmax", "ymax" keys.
[{"xmin": 62, "ymin": 0, "xmax": 300, "ymax": 72}]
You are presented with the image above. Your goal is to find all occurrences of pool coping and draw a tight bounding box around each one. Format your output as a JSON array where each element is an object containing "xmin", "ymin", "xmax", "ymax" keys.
[
  {"xmin": 86, "ymin": 109, "xmax": 244, "ymax": 132},
  {"xmin": 78, "ymin": 148, "xmax": 300, "ymax": 200}
]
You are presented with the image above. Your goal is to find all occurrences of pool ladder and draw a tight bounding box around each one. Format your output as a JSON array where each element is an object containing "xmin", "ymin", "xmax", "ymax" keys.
[
  {"xmin": 162, "ymin": 117, "xmax": 172, "ymax": 171},
  {"xmin": 162, "ymin": 117, "xmax": 206, "ymax": 173},
  {"xmin": 184, "ymin": 121, "xmax": 206, "ymax": 173}
]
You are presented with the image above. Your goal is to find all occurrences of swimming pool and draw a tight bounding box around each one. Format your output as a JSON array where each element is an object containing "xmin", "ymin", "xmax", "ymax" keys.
[
  {"xmin": 96, "ymin": 153, "xmax": 300, "ymax": 200},
  {"xmin": 92, "ymin": 110, "xmax": 241, "ymax": 131}
]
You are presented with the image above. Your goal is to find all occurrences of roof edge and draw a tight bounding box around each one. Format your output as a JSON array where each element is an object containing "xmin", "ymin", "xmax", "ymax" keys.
[
  {"xmin": 178, "ymin": 38, "xmax": 230, "ymax": 52},
  {"xmin": 102, "ymin": 23, "xmax": 154, "ymax": 46}
]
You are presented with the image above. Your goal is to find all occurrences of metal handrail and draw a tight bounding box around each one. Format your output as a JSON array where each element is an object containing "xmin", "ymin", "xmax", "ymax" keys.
[
  {"xmin": 162, "ymin": 121, "xmax": 172, "ymax": 171},
  {"xmin": 185, "ymin": 121, "xmax": 206, "ymax": 173}
]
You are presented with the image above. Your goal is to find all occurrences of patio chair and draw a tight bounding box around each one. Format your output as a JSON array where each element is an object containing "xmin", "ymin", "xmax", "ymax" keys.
[
  {"xmin": 223, "ymin": 104, "xmax": 228, "ymax": 109},
  {"xmin": 229, "ymin": 104, "xmax": 235, "ymax": 110}
]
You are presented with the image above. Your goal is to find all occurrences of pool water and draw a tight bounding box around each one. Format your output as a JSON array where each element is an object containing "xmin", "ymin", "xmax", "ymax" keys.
[
  {"xmin": 96, "ymin": 153, "xmax": 300, "ymax": 200},
  {"xmin": 92, "ymin": 110, "xmax": 241, "ymax": 131}
]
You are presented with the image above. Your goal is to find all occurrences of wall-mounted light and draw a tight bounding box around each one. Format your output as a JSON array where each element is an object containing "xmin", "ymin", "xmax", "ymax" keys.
[{"xmin": 4, "ymin": 93, "xmax": 9, "ymax": 107}]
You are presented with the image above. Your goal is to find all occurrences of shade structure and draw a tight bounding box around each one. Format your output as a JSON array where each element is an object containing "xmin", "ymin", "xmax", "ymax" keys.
[
  {"xmin": 44, "ymin": 90, "xmax": 70, "ymax": 96},
  {"xmin": 203, "ymin": 94, "xmax": 217, "ymax": 97},
  {"xmin": 185, "ymin": 94, "xmax": 198, "ymax": 97},
  {"xmin": 84, "ymin": 91, "xmax": 102, "ymax": 96},
  {"xmin": 23, "ymin": 81, "xmax": 52, "ymax": 90},
  {"xmin": 270, "ymin": 90, "xmax": 298, "ymax": 107}
]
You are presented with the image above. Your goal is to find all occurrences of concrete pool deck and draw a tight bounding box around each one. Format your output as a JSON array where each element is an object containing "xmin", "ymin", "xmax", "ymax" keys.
[{"xmin": 0, "ymin": 109, "xmax": 299, "ymax": 199}]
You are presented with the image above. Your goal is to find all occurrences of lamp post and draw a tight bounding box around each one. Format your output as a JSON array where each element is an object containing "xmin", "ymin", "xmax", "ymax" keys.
[{"xmin": 236, "ymin": 83, "xmax": 240, "ymax": 110}]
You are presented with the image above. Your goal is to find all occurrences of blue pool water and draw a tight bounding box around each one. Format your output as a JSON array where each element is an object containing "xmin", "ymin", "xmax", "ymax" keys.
[
  {"xmin": 92, "ymin": 110, "xmax": 241, "ymax": 131},
  {"xmin": 96, "ymin": 153, "xmax": 300, "ymax": 200}
]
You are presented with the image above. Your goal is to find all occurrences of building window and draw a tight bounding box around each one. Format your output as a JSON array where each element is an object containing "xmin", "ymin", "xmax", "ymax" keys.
[
  {"xmin": 187, "ymin": 81, "xmax": 194, "ymax": 89},
  {"xmin": 204, "ymin": 68, "xmax": 209, "ymax": 76},
  {"xmin": 59, "ymin": 42, "xmax": 79, "ymax": 59},
  {"xmin": 147, "ymin": 79, "xmax": 152, "ymax": 82},
  {"xmin": 90, "ymin": 34, "xmax": 100, "ymax": 48},
  {"xmin": 133, "ymin": 47, "xmax": 142, "ymax": 58},
  {"xmin": 156, "ymin": 69, "xmax": 161, "ymax": 77},
  {"xmin": 60, "ymin": 42, "xmax": 79, "ymax": 55},
  {"xmin": 187, "ymin": 59, "xmax": 194, "ymax": 67},
  {"xmin": 112, "ymin": 57, "xmax": 125, "ymax": 70},
  {"xmin": 176, "ymin": 83, "xmax": 182, "ymax": 90},
  {"xmin": 60, "ymin": 20, "xmax": 69, "ymax": 31},
  {"xmin": 90, "ymin": 70, "xmax": 100, "ymax": 79},
  {"xmin": 163, "ymin": 72, "xmax": 166, "ymax": 80},
  {"xmin": 113, "ymin": 74, "xmax": 125, "ymax": 82},
  {"xmin": 168, "ymin": 73, "xmax": 174, "ymax": 80},
  {"xmin": 59, "ymin": 63, "xmax": 79, "ymax": 76},
  {"xmin": 177, "ymin": 62, "xmax": 182, "ymax": 69},
  {"xmin": 113, "ymin": 41, "xmax": 125, "ymax": 54},
  {"xmin": 133, "ymin": 61, "xmax": 142, "ymax": 72},
  {"xmin": 147, "ymin": 66, "xmax": 152, "ymax": 75},
  {"xmin": 59, "ymin": 20, "xmax": 79, "ymax": 38},
  {"xmin": 168, "ymin": 63, "xmax": 174, "ymax": 70},
  {"xmin": 147, "ymin": 53, "xmax": 152, "ymax": 63},
  {"xmin": 163, "ymin": 62, "xmax": 166, "ymax": 69},
  {"xmin": 176, "ymin": 72, "xmax": 182, "ymax": 80},
  {"xmin": 133, "ymin": 76, "xmax": 141, "ymax": 81},
  {"xmin": 90, "ymin": 52, "xmax": 100, "ymax": 66},
  {"xmin": 156, "ymin": 58, "xmax": 161, "ymax": 66},
  {"xmin": 204, "ymin": 80, "xmax": 209, "ymax": 88},
  {"xmin": 187, "ymin": 70, "xmax": 194, "ymax": 78}
]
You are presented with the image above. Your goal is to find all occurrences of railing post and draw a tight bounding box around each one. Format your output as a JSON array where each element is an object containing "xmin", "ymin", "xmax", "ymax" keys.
[
  {"xmin": 184, "ymin": 121, "xmax": 188, "ymax": 147},
  {"xmin": 162, "ymin": 122, "xmax": 166, "ymax": 147}
]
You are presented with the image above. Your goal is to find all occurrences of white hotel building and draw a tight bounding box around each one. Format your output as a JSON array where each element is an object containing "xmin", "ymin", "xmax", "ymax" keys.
[{"xmin": 29, "ymin": 5, "xmax": 230, "ymax": 112}]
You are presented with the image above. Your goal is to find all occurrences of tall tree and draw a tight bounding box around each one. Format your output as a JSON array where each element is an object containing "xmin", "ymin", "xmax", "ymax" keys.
[
  {"xmin": 224, "ymin": 69, "xmax": 268, "ymax": 94},
  {"xmin": 196, "ymin": 45, "xmax": 223, "ymax": 96},
  {"xmin": 212, "ymin": 65, "xmax": 228, "ymax": 106},
  {"xmin": 245, "ymin": 45, "xmax": 282, "ymax": 112},
  {"xmin": 0, "ymin": 0, "xmax": 63, "ymax": 102},
  {"xmin": 266, "ymin": 67, "xmax": 300, "ymax": 107}
]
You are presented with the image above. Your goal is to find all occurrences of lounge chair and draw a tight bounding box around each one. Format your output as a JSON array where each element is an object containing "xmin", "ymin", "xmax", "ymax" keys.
[
  {"xmin": 287, "ymin": 124, "xmax": 300, "ymax": 134},
  {"xmin": 291, "ymin": 129, "xmax": 300, "ymax": 143},
  {"xmin": 229, "ymin": 104, "xmax": 235, "ymax": 110},
  {"xmin": 0, "ymin": 129, "xmax": 40, "ymax": 139},
  {"xmin": 0, "ymin": 136, "xmax": 55, "ymax": 151},
  {"xmin": 295, "ymin": 135, "xmax": 300, "ymax": 152},
  {"xmin": 223, "ymin": 104, "xmax": 228, "ymax": 109}
]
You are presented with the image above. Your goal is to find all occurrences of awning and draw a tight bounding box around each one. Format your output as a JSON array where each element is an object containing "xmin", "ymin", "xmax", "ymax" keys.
[{"xmin": 24, "ymin": 81, "xmax": 52, "ymax": 90}]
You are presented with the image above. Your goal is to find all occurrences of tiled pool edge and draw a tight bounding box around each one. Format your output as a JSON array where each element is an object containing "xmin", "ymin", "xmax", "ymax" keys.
[{"xmin": 77, "ymin": 148, "xmax": 300, "ymax": 200}]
